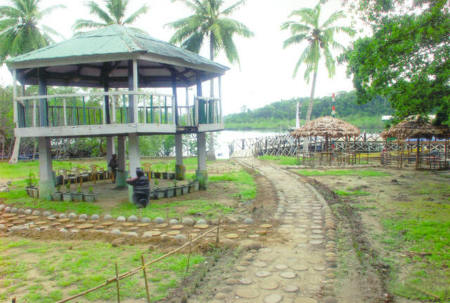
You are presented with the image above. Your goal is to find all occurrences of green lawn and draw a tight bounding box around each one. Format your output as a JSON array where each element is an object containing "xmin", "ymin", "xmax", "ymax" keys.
[
  {"xmin": 0, "ymin": 238, "xmax": 205, "ymax": 302},
  {"xmin": 209, "ymin": 170, "xmax": 256, "ymax": 201}
]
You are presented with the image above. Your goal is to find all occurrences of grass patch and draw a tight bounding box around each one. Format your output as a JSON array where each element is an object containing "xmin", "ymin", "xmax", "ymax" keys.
[
  {"xmin": 209, "ymin": 170, "xmax": 256, "ymax": 201},
  {"xmin": 110, "ymin": 199, "xmax": 233, "ymax": 219},
  {"xmin": 0, "ymin": 238, "xmax": 205, "ymax": 302},
  {"xmin": 335, "ymin": 189, "xmax": 371, "ymax": 197},
  {"xmin": 296, "ymin": 169, "xmax": 390, "ymax": 177}
]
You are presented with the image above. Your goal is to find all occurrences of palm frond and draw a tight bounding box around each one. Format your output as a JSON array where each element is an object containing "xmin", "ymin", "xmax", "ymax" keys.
[
  {"xmin": 39, "ymin": 4, "xmax": 66, "ymax": 17},
  {"xmin": 88, "ymin": 1, "xmax": 113, "ymax": 24},
  {"xmin": 283, "ymin": 33, "xmax": 307, "ymax": 49},
  {"xmin": 73, "ymin": 19, "xmax": 106, "ymax": 30},
  {"xmin": 222, "ymin": 31, "xmax": 239, "ymax": 65},
  {"xmin": 221, "ymin": 0, "xmax": 245, "ymax": 15},
  {"xmin": 123, "ymin": 4, "xmax": 148, "ymax": 24},
  {"xmin": 289, "ymin": 8, "xmax": 316, "ymax": 26},
  {"xmin": 323, "ymin": 44, "xmax": 336, "ymax": 78},
  {"xmin": 181, "ymin": 31, "xmax": 204, "ymax": 53},
  {"xmin": 321, "ymin": 10, "xmax": 346, "ymax": 28}
]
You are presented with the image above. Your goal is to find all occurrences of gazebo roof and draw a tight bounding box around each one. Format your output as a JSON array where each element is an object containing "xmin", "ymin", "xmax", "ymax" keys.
[
  {"xmin": 291, "ymin": 116, "xmax": 360, "ymax": 138},
  {"xmin": 381, "ymin": 116, "xmax": 449, "ymax": 139},
  {"xmin": 7, "ymin": 25, "xmax": 228, "ymax": 88}
]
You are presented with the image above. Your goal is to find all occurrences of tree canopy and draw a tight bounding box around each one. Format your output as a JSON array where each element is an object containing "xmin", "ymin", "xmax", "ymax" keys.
[
  {"xmin": 343, "ymin": 0, "xmax": 449, "ymax": 126},
  {"xmin": 0, "ymin": 0, "xmax": 64, "ymax": 63},
  {"xmin": 167, "ymin": 0, "xmax": 253, "ymax": 64},
  {"xmin": 73, "ymin": 0, "xmax": 148, "ymax": 31}
]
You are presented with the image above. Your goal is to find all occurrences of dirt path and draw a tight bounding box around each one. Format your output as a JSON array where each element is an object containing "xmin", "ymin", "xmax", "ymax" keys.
[{"xmin": 189, "ymin": 158, "xmax": 337, "ymax": 303}]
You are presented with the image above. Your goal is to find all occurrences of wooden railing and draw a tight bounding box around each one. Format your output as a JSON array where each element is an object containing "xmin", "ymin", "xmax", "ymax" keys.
[{"xmin": 15, "ymin": 91, "xmax": 222, "ymax": 129}]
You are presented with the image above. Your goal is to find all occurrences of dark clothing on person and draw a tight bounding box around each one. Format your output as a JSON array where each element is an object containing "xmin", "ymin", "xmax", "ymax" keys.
[
  {"xmin": 108, "ymin": 156, "xmax": 118, "ymax": 182},
  {"xmin": 126, "ymin": 174, "xmax": 150, "ymax": 208}
]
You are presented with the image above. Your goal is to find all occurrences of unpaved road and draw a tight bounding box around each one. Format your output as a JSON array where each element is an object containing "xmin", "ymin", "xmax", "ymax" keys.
[{"xmin": 188, "ymin": 158, "xmax": 338, "ymax": 303}]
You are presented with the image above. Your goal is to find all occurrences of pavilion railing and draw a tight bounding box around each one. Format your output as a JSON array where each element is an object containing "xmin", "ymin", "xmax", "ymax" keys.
[{"xmin": 15, "ymin": 91, "xmax": 221, "ymax": 129}]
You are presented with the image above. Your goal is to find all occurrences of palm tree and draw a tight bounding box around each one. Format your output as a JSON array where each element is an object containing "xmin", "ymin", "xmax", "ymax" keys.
[
  {"xmin": 73, "ymin": 0, "xmax": 148, "ymax": 31},
  {"xmin": 281, "ymin": 3, "xmax": 355, "ymax": 126},
  {"xmin": 0, "ymin": 0, "xmax": 64, "ymax": 63},
  {"xmin": 167, "ymin": 0, "xmax": 253, "ymax": 159}
]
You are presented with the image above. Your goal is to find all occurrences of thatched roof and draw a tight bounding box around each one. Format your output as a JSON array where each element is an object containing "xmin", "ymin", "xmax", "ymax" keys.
[
  {"xmin": 381, "ymin": 116, "xmax": 450, "ymax": 139},
  {"xmin": 291, "ymin": 116, "xmax": 360, "ymax": 138}
]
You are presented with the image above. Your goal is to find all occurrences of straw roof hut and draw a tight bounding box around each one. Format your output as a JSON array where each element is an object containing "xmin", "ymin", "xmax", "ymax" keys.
[
  {"xmin": 381, "ymin": 116, "xmax": 449, "ymax": 140},
  {"xmin": 381, "ymin": 116, "xmax": 449, "ymax": 169},
  {"xmin": 291, "ymin": 116, "xmax": 360, "ymax": 138}
]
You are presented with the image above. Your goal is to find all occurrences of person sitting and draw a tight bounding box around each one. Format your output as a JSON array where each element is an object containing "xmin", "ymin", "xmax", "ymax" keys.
[
  {"xmin": 108, "ymin": 154, "xmax": 118, "ymax": 183},
  {"xmin": 126, "ymin": 168, "xmax": 150, "ymax": 208}
]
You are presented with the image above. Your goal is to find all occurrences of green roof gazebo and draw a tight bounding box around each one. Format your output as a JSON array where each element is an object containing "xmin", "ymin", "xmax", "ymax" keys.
[{"xmin": 7, "ymin": 25, "xmax": 229, "ymax": 198}]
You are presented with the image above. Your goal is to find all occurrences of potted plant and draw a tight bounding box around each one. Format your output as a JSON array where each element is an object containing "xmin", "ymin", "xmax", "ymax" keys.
[
  {"xmin": 84, "ymin": 186, "xmax": 96, "ymax": 202},
  {"xmin": 162, "ymin": 165, "xmax": 169, "ymax": 179},
  {"xmin": 51, "ymin": 185, "xmax": 63, "ymax": 201},
  {"xmin": 169, "ymin": 172, "xmax": 176, "ymax": 180},
  {"xmin": 181, "ymin": 183, "xmax": 189, "ymax": 195},
  {"xmin": 166, "ymin": 185, "xmax": 175, "ymax": 198},
  {"xmin": 173, "ymin": 180, "xmax": 182, "ymax": 196},
  {"xmin": 25, "ymin": 171, "xmax": 39, "ymax": 198},
  {"xmin": 72, "ymin": 184, "xmax": 83, "ymax": 202},
  {"xmin": 63, "ymin": 182, "xmax": 72, "ymax": 201}
]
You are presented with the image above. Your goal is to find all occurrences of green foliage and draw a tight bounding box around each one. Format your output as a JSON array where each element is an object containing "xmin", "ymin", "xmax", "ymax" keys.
[
  {"xmin": 167, "ymin": 0, "xmax": 253, "ymax": 64},
  {"xmin": 344, "ymin": 0, "xmax": 450, "ymax": 126},
  {"xmin": 224, "ymin": 91, "xmax": 391, "ymax": 131},
  {"xmin": 334, "ymin": 189, "xmax": 370, "ymax": 196},
  {"xmin": 0, "ymin": 0, "xmax": 64, "ymax": 63},
  {"xmin": 296, "ymin": 169, "xmax": 390, "ymax": 177},
  {"xmin": 209, "ymin": 170, "xmax": 256, "ymax": 201},
  {"xmin": 0, "ymin": 239, "xmax": 204, "ymax": 302},
  {"xmin": 73, "ymin": 0, "xmax": 148, "ymax": 31}
]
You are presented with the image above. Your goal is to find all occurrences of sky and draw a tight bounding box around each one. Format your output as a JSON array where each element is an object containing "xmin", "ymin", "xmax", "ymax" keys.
[{"xmin": 0, "ymin": 0, "xmax": 361, "ymax": 115}]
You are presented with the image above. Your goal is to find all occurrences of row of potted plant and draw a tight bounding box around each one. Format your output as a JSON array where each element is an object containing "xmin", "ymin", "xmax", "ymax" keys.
[
  {"xmin": 52, "ymin": 184, "xmax": 96, "ymax": 202},
  {"xmin": 149, "ymin": 171, "xmax": 176, "ymax": 180},
  {"xmin": 151, "ymin": 180, "xmax": 199, "ymax": 199}
]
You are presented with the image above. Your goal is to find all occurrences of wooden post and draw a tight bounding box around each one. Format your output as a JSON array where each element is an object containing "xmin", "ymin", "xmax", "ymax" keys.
[
  {"xmin": 416, "ymin": 138, "xmax": 420, "ymax": 170},
  {"xmin": 185, "ymin": 234, "xmax": 192, "ymax": 275},
  {"xmin": 141, "ymin": 255, "xmax": 151, "ymax": 303},
  {"xmin": 115, "ymin": 263, "xmax": 121, "ymax": 303}
]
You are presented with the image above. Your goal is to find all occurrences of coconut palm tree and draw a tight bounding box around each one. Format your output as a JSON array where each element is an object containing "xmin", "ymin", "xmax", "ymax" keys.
[
  {"xmin": 167, "ymin": 0, "xmax": 253, "ymax": 159},
  {"xmin": 282, "ymin": 3, "xmax": 355, "ymax": 125},
  {"xmin": 73, "ymin": 0, "xmax": 148, "ymax": 31},
  {"xmin": 0, "ymin": 0, "xmax": 64, "ymax": 63}
]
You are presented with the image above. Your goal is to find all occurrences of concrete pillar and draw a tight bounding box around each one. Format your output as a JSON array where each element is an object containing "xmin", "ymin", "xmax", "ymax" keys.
[
  {"xmin": 106, "ymin": 136, "xmax": 115, "ymax": 162},
  {"xmin": 128, "ymin": 133, "xmax": 140, "ymax": 178},
  {"xmin": 116, "ymin": 135, "xmax": 127, "ymax": 188},
  {"xmin": 196, "ymin": 132, "xmax": 207, "ymax": 190},
  {"xmin": 38, "ymin": 68, "xmax": 48, "ymax": 127},
  {"xmin": 38, "ymin": 137, "xmax": 54, "ymax": 199},
  {"xmin": 175, "ymin": 134, "xmax": 185, "ymax": 180}
]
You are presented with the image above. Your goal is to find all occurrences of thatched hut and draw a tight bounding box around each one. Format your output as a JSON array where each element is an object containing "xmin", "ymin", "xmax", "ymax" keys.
[
  {"xmin": 381, "ymin": 116, "xmax": 449, "ymax": 169},
  {"xmin": 291, "ymin": 116, "xmax": 360, "ymax": 151}
]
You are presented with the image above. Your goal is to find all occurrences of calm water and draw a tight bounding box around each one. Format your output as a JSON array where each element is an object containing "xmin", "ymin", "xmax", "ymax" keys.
[{"xmin": 215, "ymin": 130, "xmax": 284, "ymax": 159}]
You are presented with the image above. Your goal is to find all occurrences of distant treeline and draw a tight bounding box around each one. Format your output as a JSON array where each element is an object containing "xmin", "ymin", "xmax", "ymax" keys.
[{"xmin": 224, "ymin": 91, "xmax": 393, "ymax": 131}]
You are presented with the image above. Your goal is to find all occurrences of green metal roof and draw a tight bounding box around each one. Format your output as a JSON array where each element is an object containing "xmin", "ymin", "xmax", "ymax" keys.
[{"xmin": 7, "ymin": 25, "xmax": 228, "ymax": 73}]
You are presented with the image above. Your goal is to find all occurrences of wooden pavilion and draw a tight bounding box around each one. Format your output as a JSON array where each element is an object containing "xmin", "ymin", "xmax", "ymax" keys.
[{"xmin": 7, "ymin": 25, "xmax": 228, "ymax": 199}]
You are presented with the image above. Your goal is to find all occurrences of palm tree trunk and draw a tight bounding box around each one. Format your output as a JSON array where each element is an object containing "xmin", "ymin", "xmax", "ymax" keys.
[
  {"xmin": 207, "ymin": 33, "xmax": 216, "ymax": 160},
  {"xmin": 303, "ymin": 68, "xmax": 318, "ymax": 154}
]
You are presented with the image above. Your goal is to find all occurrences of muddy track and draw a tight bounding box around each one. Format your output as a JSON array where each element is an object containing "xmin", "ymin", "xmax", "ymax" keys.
[{"xmin": 292, "ymin": 171, "xmax": 395, "ymax": 303}]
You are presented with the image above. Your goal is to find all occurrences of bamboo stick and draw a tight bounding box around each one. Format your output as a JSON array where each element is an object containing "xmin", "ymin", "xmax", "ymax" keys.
[
  {"xmin": 56, "ymin": 227, "xmax": 218, "ymax": 303},
  {"xmin": 141, "ymin": 255, "xmax": 151, "ymax": 303},
  {"xmin": 115, "ymin": 263, "xmax": 120, "ymax": 303}
]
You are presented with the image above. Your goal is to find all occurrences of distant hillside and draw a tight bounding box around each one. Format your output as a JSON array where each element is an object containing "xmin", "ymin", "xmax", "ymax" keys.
[{"xmin": 224, "ymin": 91, "xmax": 392, "ymax": 131}]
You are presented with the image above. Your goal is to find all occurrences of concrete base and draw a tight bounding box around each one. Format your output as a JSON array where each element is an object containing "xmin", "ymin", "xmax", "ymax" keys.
[
  {"xmin": 116, "ymin": 170, "xmax": 128, "ymax": 188},
  {"xmin": 175, "ymin": 164, "xmax": 185, "ymax": 180},
  {"xmin": 196, "ymin": 170, "xmax": 208, "ymax": 190}
]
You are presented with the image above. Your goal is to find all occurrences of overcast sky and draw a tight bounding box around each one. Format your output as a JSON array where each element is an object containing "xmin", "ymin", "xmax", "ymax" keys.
[{"xmin": 0, "ymin": 0, "xmax": 361, "ymax": 114}]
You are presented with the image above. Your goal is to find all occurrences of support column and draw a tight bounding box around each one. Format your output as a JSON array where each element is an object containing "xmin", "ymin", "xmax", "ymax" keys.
[
  {"xmin": 106, "ymin": 137, "xmax": 115, "ymax": 162},
  {"xmin": 196, "ymin": 132, "xmax": 207, "ymax": 190},
  {"xmin": 116, "ymin": 135, "xmax": 127, "ymax": 188},
  {"xmin": 38, "ymin": 137, "xmax": 54, "ymax": 199},
  {"xmin": 128, "ymin": 133, "xmax": 141, "ymax": 178},
  {"xmin": 175, "ymin": 134, "xmax": 185, "ymax": 180},
  {"xmin": 38, "ymin": 68, "xmax": 48, "ymax": 127}
]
